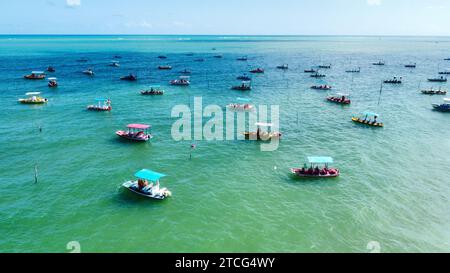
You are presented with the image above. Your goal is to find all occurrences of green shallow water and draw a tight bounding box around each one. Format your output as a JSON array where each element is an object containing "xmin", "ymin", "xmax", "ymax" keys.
[{"xmin": 0, "ymin": 35, "xmax": 449, "ymax": 253}]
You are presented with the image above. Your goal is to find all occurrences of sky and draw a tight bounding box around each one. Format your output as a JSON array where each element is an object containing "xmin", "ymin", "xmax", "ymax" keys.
[{"xmin": 0, "ymin": 0, "xmax": 449, "ymax": 35}]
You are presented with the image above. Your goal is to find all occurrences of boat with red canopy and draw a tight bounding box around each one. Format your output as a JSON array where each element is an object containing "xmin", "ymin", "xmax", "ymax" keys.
[{"xmin": 116, "ymin": 124, "xmax": 152, "ymax": 142}]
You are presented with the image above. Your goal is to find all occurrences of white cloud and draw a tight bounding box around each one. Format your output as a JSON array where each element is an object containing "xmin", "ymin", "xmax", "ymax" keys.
[
  {"xmin": 367, "ymin": 0, "xmax": 381, "ymax": 6},
  {"xmin": 66, "ymin": 0, "xmax": 81, "ymax": 7}
]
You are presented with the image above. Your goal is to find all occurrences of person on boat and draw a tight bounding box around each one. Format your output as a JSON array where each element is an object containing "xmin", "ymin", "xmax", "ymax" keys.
[
  {"xmin": 373, "ymin": 116, "xmax": 378, "ymax": 125},
  {"xmin": 256, "ymin": 128, "xmax": 261, "ymax": 139},
  {"xmin": 341, "ymin": 95, "xmax": 346, "ymax": 102},
  {"xmin": 137, "ymin": 179, "xmax": 148, "ymax": 190}
]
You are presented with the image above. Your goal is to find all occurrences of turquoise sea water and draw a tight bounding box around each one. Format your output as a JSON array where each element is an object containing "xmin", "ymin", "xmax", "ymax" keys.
[{"xmin": 0, "ymin": 35, "xmax": 449, "ymax": 253}]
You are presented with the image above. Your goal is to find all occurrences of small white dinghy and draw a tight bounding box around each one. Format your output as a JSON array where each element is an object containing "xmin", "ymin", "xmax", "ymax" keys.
[{"xmin": 122, "ymin": 169, "xmax": 172, "ymax": 200}]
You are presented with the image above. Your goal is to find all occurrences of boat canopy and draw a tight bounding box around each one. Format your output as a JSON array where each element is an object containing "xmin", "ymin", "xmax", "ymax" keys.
[
  {"xmin": 32, "ymin": 71, "xmax": 45, "ymax": 74},
  {"xmin": 255, "ymin": 122, "xmax": 273, "ymax": 127},
  {"xmin": 127, "ymin": 124, "xmax": 150, "ymax": 129},
  {"xmin": 308, "ymin": 156, "xmax": 334, "ymax": 164},
  {"xmin": 237, "ymin": 97, "xmax": 251, "ymax": 102},
  {"xmin": 26, "ymin": 92, "xmax": 41, "ymax": 96},
  {"xmin": 336, "ymin": 93, "xmax": 350, "ymax": 96},
  {"xmin": 363, "ymin": 111, "xmax": 379, "ymax": 117},
  {"xmin": 134, "ymin": 169, "xmax": 166, "ymax": 182},
  {"xmin": 444, "ymin": 98, "xmax": 450, "ymax": 102},
  {"xmin": 48, "ymin": 77, "xmax": 57, "ymax": 80}
]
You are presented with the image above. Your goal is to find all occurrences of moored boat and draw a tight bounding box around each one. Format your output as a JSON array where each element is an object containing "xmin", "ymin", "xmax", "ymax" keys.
[
  {"xmin": 243, "ymin": 122, "xmax": 282, "ymax": 141},
  {"xmin": 82, "ymin": 68, "xmax": 95, "ymax": 76},
  {"xmin": 109, "ymin": 61, "xmax": 120, "ymax": 67},
  {"xmin": 47, "ymin": 66, "xmax": 56, "ymax": 72},
  {"xmin": 24, "ymin": 71, "xmax": 46, "ymax": 80},
  {"xmin": 432, "ymin": 98, "xmax": 450, "ymax": 112},
  {"xmin": 18, "ymin": 92, "xmax": 48, "ymax": 104},
  {"xmin": 250, "ymin": 68, "xmax": 264, "ymax": 74},
  {"xmin": 116, "ymin": 124, "xmax": 152, "ymax": 142},
  {"xmin": 373, "ymin": 61, "xmax": 385, "ymax": 66},
  {"xmin": 327, "ymin": 93, "xmax": 351, "ymax": 104},
  {"xmin": 311, "ymin": 85, "xmax": 332, "ymax": 90},
  {"xmin": 277, "ymin": 64, "xmax": 289, "ymax": 70},
  {"xmin": 384, "ymin": 77, "xmax": 402, "ymax": 84},
  {"xmin": 48, "ymin": 77, "xmax": 58, "ymax": 88},
  {"xmin": 352, "ymin": 112, "xmax": 384, "ymax": 127},
  {"xmin": 227, "ymin": 98, "xmax": 254, "ymax": 112},
  {"xmin": 231, "ymin": 81, "xmax": 252, "ymax": 91},
  {"xmin": 318, "ymin": 64, "xmax": 331, "ymax": 69},
  {"xmin": 120, "ymin": 74, "xmax": 138, "ymax": 81},
  {"xmin": 122, "ymin": 169, "xmax": 172, "ymax": 200},
  {"xmin": 291, "ymin": 157, "xmax": 340, "ymax": 178},
  {"xmin": 438, "ymin": 70, "xmax": 450, "ymax": 75},
  {"xmin": 141, "ymin": 85, "xmax": 164, "ymax": 95},
  {"xmin": 428, "ymin": 76, "xmax": 447, "ymax": 82},
  {"xmin": 311, "ymin": 72, "xmax": 326, "ymax": 78},
  {"xmin": 346, "ymin": 67, "xmax": 360, "ymax": 73},
  {"xmin": 158, "ymin": 65, "xmax": 172, "ymax": 70},
  {"xmin": 405, "ymin": 63, "xmax": 416, "ymax": 68},
  {"xmin": 421, "ymin": 88, "xmax": 447, "ymax": 95},
  {"xmin": 170, "ymin": 76, "xmax": 190, "ymax": 86},
  {"xmin": 87, "ymin": 98, "xmax": 112, "ymax": 111},
  {"xmin": 237, "ymin": 56, "xmax": 248, "ymax": 61},
  {"xmin": 304, "ymin": 68, "xmax": 317, "ymax": 73}
]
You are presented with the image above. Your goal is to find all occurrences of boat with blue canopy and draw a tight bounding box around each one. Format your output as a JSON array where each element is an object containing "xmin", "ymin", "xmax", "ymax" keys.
[
  {"xmin": 352, "ymin": 111, "xmax": 384, "ymax": 127},
  {"xmin": 122, "ymin": 169, "xmax": 172, "ymax": 200},
  {"xmin": 291, "ymin": 156, "xmax": 340, "ymax": 178}
]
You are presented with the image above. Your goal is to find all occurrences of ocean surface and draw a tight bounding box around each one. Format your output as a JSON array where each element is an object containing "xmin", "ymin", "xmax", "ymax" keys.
[{"xmin": 0, "ymin": 35, "xmax": 449, "ymax": 253}]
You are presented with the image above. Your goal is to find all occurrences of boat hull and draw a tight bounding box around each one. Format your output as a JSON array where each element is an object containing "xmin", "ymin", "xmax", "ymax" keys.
[
  {"xmin": 352, "ymin": 117, "xmax": 384, "ymax": 127},
  {"xmin": 290, "ymin": 168, "xmax": 340, "ymax": 178},
  {"xmin": 122, "ymin": 181, "xmax": 170, "ymax": 200},
  {"xmin": 18, "ymin": 99, "xmax": 48, "ymax": 104},
  {"xmin": 87, "ymin": 106, "xmax": 111, "ymax": 111},
  {"xmin": 243, "ymin": 132, "xmax": 282, "ymax": 141},
  {"xmin": 116, "ymin": 131, "xmax": 151, "ymax": 142},
  {"xmin": 327, "ymin": 98, "xmax": 351, "ymax": 104},
  {"xmin": 24, "ymin": 75, "xmax": 46, "ymax": 80},
  {"xmin": 432, "ymin": 105, "xmax": 450, "ymax": 112}
]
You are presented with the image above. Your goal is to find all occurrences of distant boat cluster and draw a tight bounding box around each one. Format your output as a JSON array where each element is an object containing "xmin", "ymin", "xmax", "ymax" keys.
[{"xmin": 18, "ymin": 51, "xmax": 450, "ymax": 197}]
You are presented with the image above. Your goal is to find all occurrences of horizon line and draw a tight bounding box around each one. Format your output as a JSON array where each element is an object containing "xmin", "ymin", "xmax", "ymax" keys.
[{"xmin": 1, "ymin": 34, "xmax": 450, "ymax": 37}]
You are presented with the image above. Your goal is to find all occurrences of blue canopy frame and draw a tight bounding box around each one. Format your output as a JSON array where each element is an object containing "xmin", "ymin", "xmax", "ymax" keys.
[
  {"xmin": 308, "ymin": 156, "xmax": 334, "ymax": 164},
  {"xmin": 134, "ymin": 169, "xmax": 167, "ymax": 182}
]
